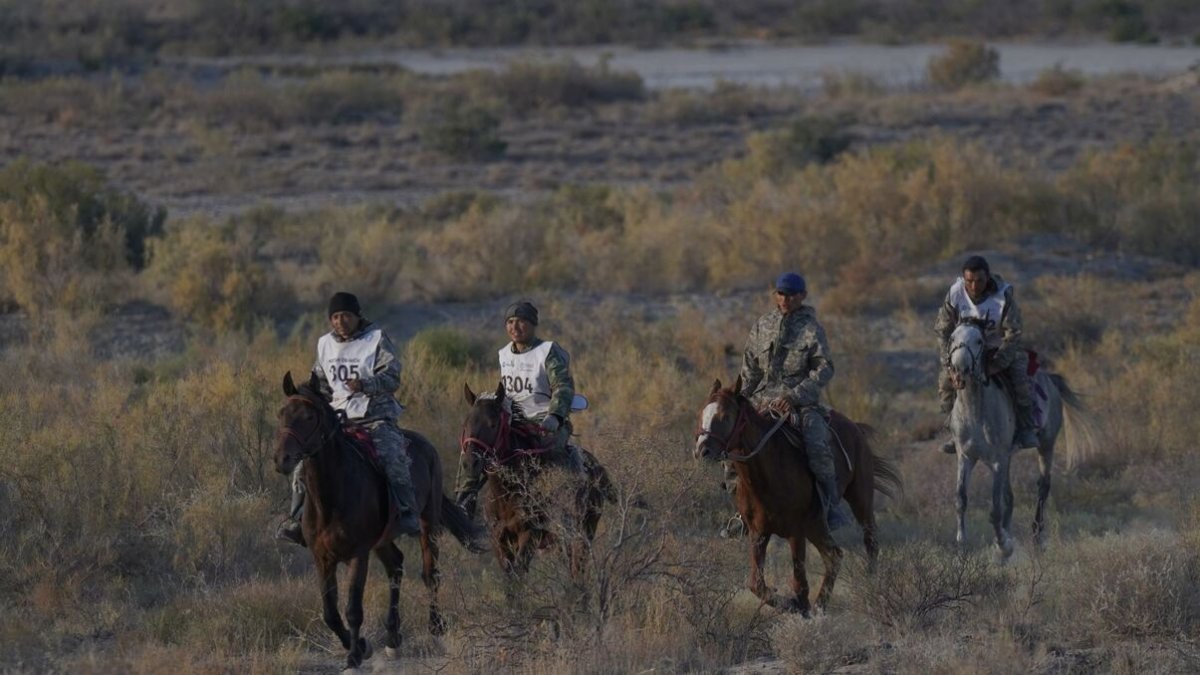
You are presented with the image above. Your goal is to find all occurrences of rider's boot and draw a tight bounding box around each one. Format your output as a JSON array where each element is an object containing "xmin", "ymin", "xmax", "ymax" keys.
[
  {"xmin": 940, "ymin": 414, "xmax": 957, "ymax": 454},
  {"xmin": 275, "ymin": 488, "xmax": 306, "ymax": 547},
  {"xmin": 455, "ymin": 489, "xmax": 478, "ymax": 520},
  {"xmin": 391, "ymin": 479, "xmax": 422, "ymax": 536},
  {"xmin": 1015, "ymin": 404, "xmax": 1040, "ymax": 450},
  {"xmin": 818, "ymin": 475, "xmax": 852, "ymax": 531},
  {"xmin": 938, "ymin": 393, "xmax": 957, "ymax": 454}
]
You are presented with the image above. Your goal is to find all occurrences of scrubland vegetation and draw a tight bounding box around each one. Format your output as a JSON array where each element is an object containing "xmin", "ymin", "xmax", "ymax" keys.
[
  {"xmin": 4, "ymin": 0, "xmax": 1200, "ymax": 76},
  {"xmin": 2, "ymin": 32, "xmax": 1200, "ymax": 673}
]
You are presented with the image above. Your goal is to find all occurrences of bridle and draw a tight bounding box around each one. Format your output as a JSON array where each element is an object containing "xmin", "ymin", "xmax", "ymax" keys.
[
  {"xmin": 696, "ymin": 394, "xmax": 787, "ymax": 463},
  {"xmin": 278, "ymin": 395, "xmax": 338, "ymax": 460},
  {"xmin": 460, "ymin": 403, "xmax": 512, "ymax": 462},
  {"xmin": 948, "ymin": 323, "xmax": 986, "ymax": 388}
]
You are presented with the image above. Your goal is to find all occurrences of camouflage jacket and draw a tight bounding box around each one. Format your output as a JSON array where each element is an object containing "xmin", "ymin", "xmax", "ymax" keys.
[
  {"xmin": 934, "ymin": 273, "xmax": 1024, "ymax": 370},
  {"xmin": 312, "ymin": 319, "xmax": 404, "ymax": 423},
  {"xmin": 504, "ymin": 337, "xmax": 575, "ymax": 424},
  {"xmin": 739, "ymin": 306, "xmax": 834, "ymax": 408}
]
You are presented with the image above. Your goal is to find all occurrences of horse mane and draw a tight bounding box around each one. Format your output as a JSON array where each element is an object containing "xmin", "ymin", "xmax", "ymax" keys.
[{"xmin": 475, "ymin": 391, "xmax": 529, "ymax": 421}]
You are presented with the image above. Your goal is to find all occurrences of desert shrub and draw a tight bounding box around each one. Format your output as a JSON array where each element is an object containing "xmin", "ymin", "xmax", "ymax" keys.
[
  {"xmin": 407, "ymin": 327, "xmax": 489, "ymax": 369},
  {"xmin": 289, "ymin": 70, "xmax": 408, "ymax": 124},
  {"xmin": 0, "ymin": 160, "xmax": 164, "ymax": 313},
  {"xmin": 927, "ymin": 40, "xmax": 1000, "ymax": 91},
  {"xmin": 143, "ymin": 217, "xmax": 292, "ymax": 332},
  {"xmin": 770, "ymin": 613, "xmax": 873, "ymax": 673},
  {"xmin": 310, "ymin": 210, "xmax": 424, "ymax": 305},
  {"xmin": 417, "ymin": 96, "xmax": 507, "ymax": 161},
  {"xmin": 821, "ymin": 68, "xmax": 886, "ymax": 98},
  {"xmin": 1059, "ymin": 140, "xmax": 1200, "ymax": 265},
  {"xmin": 197, "ymin": 70, "xmax": 293, "ymax": 132},
  {"xmin": 646, "ymin": 80, "xmax": 770, "ymax": 125},
  {"xmin": 1043, "ymin": 531, "xmax": 1200, "ymax": 641},
  {"xmin": 1028, "ymin": 63, "xmax": 1086, "ymax": 96},
  {"xmin": 477, "ymin": 58, "xmax": 645, "ymax": 113},
  {"xmin": 847, "ymin": 543, "xmax": 1012, "ymax": 631}
]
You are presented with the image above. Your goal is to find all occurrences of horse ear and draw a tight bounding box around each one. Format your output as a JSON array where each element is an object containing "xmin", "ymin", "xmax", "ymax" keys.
[
  {"xmin": 710, "ymin": 379, "xmax": 722, "ymax": 395},
  {"xmin": 307, "ymin": 371, "xmax": 320, "ymax": 392},
  {"xmin": 464, "ymin": 383, "xmax": 476, "ymax": 406},
  {"xmin": 283, "ymin": 371, "xmax": 297, "ymax": 396},
  {"xmin": 734, "ymin": 375, "xmax": 743, "ymax": 395},
  {"xmin": 495, "ymin": 380, "xmax": 505, "ymax": 400}
]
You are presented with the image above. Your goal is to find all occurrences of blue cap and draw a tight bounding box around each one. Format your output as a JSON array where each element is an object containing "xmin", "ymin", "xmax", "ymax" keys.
[{"xmin": 774, "ymin": 272, "xmax": 807, "ymax": 295}]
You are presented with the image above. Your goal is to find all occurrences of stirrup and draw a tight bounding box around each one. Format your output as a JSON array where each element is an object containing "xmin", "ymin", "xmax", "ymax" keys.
[
  {"xmin": 719, "ymin": 513, "xmax": 746, "ymax": 539},
  {"xmin": 940, "ymin": 439, "xmax": 957, "ymax": 454},
  {"xmin": 275, "ymin": 519, "xmax": 306, "ymax": 547}
]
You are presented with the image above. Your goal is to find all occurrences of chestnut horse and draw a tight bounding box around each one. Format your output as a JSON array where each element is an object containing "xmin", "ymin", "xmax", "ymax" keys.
[
  {"xmin": 694, "ymin": 377, "xmax": 901, "ymax": 615},
  {"xmin": 275, "ymin": 372, "xmax": 484, "ymax": 671},
  {"xmin": 461, "ymin": 382, "xmax": 616, "ymax": 581}
]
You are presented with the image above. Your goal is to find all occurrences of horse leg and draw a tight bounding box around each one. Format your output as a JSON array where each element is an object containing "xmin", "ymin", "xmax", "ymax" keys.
[
  {"xmin": 846, "ymin": 482, "xmax": 879, "ymax": 571},
  {"xmin": 317, "ymin": 558, "xmax": 352, "ymax": 651},
  {"xmin": 990, "ymin": 460, "xmax": 1015, "ymax": 560},
  {"xmin": 748, "ymin": 533, "xmax": 773, "ymax": 607},
  {"xmin": 373, "ymin": 543, "xmax": 404, "ymax": 657},
  {"xmin": 956, "ymin": 453, "xmax": 976, "ymax": 546},
  {"xmin": 1032, "ymin": 443, "xmax": 1054, "ymax": 549},
  {"xmin": 808, "ymin": 530, "xmax": 843, "ymax": 612},
  {"xmin": 419, "ymin": 523, "xmax": 446, "ymax": 635},
  {"xmin": 784, "ymin": 536, "xmax": 811, "ymax": 616},
  {"xmin": 343, "ymin": 553, "xmax": 373, "ymax": 670}
]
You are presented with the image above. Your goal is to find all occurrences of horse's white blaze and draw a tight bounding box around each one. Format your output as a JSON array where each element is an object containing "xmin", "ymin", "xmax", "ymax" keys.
[{"xmin": 699, "ymin": 402, "xmax": 719, "ymax": 439}]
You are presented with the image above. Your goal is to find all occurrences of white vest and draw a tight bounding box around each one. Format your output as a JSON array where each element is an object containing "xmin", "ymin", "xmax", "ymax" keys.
[
  {"xmin": 948, "ymin": 278, "xmax": 1010, "ymax": 348},
  {"xmin": 498, "ymin": 341, "xmax": 554, "ymax": 419},
  {"xmin": 318, "ymin": 327, "xmax": 382, "ymax": 419}
]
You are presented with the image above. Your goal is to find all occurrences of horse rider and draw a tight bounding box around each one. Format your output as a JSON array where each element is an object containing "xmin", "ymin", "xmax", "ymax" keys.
[
  {"xmin": 454, "ymin": 300, "xmax": 585, "ymax": 518},
  {"xmin": 730, "ymin": 272, "xmax": 851, "ymax": 533},
  {"xmin": 277, "ymin": 291, "xmax": 421, "ymax": 546},
  {"xmin": 935, "ymin": 255, "xmax": 1040, "ymax": 453}
]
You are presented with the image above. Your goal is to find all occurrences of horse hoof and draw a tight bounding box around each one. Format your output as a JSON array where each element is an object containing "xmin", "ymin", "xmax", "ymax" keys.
[
  {"xmin": 385, "ymin": 647, "xmax": 398, "ymax": 659},
  {"xmin": 359, "ymin": 639, "xmax": 374, "ymax": 661},
  {"xmin": 342, "ymin": 668, "xmax": 360, "ymax": 675}
]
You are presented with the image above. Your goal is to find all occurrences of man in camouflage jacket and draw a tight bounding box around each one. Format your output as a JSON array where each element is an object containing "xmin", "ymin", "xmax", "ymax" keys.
[
  {"xmin": 730, "ymin": 272, "xmax": 850, "ymax": 532},
  {"xmin": 454, "ymin": 301, "xmax": 584, "ymax": 517},
  {"xmin": 276, "ymin": 291, "xmax": 421, "ymax": 546},
  {"xmin": 934, "ymin": 255, "xmax": 1039, "ymax": 452}
]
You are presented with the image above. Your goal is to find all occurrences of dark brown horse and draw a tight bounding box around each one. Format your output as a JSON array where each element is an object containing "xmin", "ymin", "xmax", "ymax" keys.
[
  {"xmin": 275, "ymin": 372, "xmax": 483, "ymax": 671},
  {"xmin": 693, "ymin": 377, "xmax": 901, "ymax": 615},
  {"xmin": 461, "ymin": 382, "xmax": 616, "ymax": 581}
]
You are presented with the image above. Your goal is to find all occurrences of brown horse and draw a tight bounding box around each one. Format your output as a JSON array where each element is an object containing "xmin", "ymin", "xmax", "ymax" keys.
[
  {"xmin": 693, "ymin": 377, "xmax": 901, "ymax": 615},
  {"xmin": 461, "ymin": 382, "xmax": 616, "ymax": 581},
  {"xmin": 275, "ymin": 372, "xmax": 483, "ymax": 671}
]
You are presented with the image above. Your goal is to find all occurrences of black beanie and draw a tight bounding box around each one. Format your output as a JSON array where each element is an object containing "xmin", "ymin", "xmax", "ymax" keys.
[
  {"xmin": 328, "ymin": 292, "xmax": 361, "ymax": 317},
  {"xmin": 504, "ymin": 301, "xmax": 539, "ymax": 325}
]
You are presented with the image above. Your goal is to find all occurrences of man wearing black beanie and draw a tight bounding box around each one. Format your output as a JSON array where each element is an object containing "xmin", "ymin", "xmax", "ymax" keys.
[{"xmin": 276, "ymin": 291, "xmax": 421, "ymax": 545}]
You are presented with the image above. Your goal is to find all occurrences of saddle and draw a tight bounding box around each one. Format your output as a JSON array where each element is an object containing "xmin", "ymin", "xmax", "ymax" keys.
[{"xmin": 990, "ymin": 349, "xmax": 1049, "ymax": 429}]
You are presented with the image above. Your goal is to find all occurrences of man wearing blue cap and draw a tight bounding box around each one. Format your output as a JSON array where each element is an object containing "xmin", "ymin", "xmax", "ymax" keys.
[{"xmin": 729, "ymin": 272, "xmax": 850, "ymax": 532}]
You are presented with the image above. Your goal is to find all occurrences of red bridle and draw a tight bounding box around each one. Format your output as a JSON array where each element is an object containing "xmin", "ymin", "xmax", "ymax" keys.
[{"xmin": 460, "ymin": 406, "xmax": 512, "ymax": 461}]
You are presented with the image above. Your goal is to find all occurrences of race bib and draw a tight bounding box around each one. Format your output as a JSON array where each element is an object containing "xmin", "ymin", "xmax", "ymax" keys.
[
  {"xmin": 318, "ymin": 328, "xmax": 382, "ymax": 419},
  {"xmin": 498, "ymin": 341, "xmax": 554, "ymax": 419}
]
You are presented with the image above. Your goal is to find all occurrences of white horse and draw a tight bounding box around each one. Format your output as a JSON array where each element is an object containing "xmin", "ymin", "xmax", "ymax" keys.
[{"xmin": 946, "ymin": 318, "xmax": 1094, "ymax": 559}]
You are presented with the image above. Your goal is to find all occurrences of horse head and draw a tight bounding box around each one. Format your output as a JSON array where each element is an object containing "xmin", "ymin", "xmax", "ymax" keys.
[
  {"xmin": 694, "ymin": 376, "xmax": 750, "ymax": 462},
  {"xmin": 948, "ymin": 321, "xmax": 987, "ymax": 389},
  {"xmin": 461, "ymin": 381, "xmax": 512, "ymax": 466},
  {"xmin": 276, "ymin": 370, "xmax": 339, "ymax": 475}
]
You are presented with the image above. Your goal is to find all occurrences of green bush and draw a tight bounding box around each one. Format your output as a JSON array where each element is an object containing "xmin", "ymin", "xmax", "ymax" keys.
[
  {"xmin": 479, "ymin": 58, "xmax": 645, "ymax": 113},
  {"xmin": 408, "ymin": 327, "xmax": 489, "ymax": 368},
  {"xmin": 0, "ymin": 160, "xmax": 164, "ymax": 313},
  {"xmin": 927, "ymin": 39, "xmax": 1001, "ymax": 91},
  {"xmin": 417, "ymin": 97, "xmax": 507, "ymax": 160}
]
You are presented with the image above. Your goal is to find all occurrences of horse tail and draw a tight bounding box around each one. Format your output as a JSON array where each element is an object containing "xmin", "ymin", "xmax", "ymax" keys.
[
  {"xmin": 440, "ymin": 495, "xmax": 488, "ymax": 553},
  {"xmin": 854, "ymin": 422, "xmax": 902, "ymax": 499},
  {"xmin": 1049, "ymin": 373, "xmax": 1099, "ymax": 470}
]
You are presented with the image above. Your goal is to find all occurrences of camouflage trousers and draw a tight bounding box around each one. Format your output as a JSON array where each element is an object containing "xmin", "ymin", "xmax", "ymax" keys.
[
  {"xmin": 938, "ymin": 349, "xmax": 1033, "ymax": 423},
  {"xmin": 454, "ymin": 423, "xmax": 583, "ymax": 505},
  {"xmin": 723, "ymin": 405, "xmax": 835, "ymax": 492},
  {"xmin": 292, "ymin": 419, "xmax": 416, "ymax": 513}
]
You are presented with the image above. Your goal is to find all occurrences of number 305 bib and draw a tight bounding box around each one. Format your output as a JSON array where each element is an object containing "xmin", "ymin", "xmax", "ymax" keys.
[
  {"xmin": 318, "ymin": 327, "xmax": 382, "ymax": 419},
  {"xmin": 498, "ymin": 341, "xmax": 554, "ymax": 419}
]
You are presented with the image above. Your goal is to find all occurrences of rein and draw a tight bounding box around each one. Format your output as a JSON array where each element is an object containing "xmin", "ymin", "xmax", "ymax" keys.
[{"xmin": 460, "ymin": 405, "xmax": 554, "ymax": 467}]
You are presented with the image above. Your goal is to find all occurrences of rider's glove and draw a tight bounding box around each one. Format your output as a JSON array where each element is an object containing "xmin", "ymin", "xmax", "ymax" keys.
[{"xmin": 541, "ymin": 415, "xmax": 561, "ymax": 433}]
